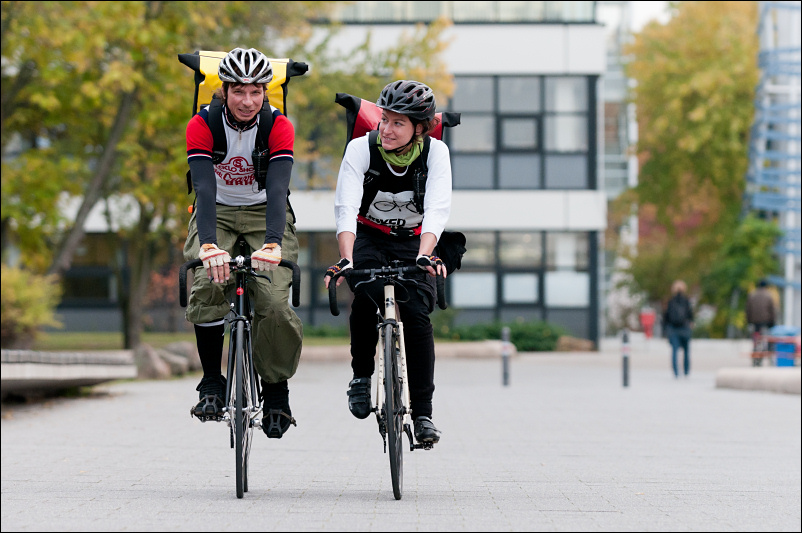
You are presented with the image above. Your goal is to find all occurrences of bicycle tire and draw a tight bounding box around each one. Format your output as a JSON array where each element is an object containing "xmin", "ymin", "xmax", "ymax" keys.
[
  {"xmin": 234, "ymin": 322, "xmax": 246, "ymax": 499},
  {"xmin": 384, "ymin": 324, "xmax": 403, "ymax": 500},
  {"xmin": 242, "ymin": 329, "xmax": 256, "ymax": 494}
]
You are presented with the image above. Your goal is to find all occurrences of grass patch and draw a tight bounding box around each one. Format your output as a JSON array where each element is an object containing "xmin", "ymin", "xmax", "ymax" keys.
[
  {"xmin": 32, "ymin": 330, "xmax": 350, "ymax": 351},
  {"xmin": 33, "ymin": 331, "xmax": 197, "ymax": 351}
]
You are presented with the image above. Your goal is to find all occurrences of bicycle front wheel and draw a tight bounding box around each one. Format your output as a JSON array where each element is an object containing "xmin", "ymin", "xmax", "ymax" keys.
[
  {"xmin": 234, "ymin": 322, "xmax": 246, "ymax": 499},
  {"xmin": 242, "ymin": 327, "xmax": 256, "ymax": 494},
  {"xmin": 383, "ymin": 323, "xmax": 403, "ymax": 500}
]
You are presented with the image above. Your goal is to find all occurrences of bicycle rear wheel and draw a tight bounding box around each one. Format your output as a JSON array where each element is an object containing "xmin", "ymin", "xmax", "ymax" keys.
[
  {"xmin": 383, "ymin": 324, "xmax": 403, "ymax": 500},
  {"xmin": 234, "ymin": 322, "xmax": 246, "ymax": 499}
]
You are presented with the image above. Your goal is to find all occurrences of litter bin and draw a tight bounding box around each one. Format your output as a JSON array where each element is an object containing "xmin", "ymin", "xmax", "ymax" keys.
[
  {"xmin": 769, "ymin": 325, "xmax": 800, "ymax": 367},
  {"xmin": 640, "ymin": 307, "xmax": 656, "ymax": 339}
]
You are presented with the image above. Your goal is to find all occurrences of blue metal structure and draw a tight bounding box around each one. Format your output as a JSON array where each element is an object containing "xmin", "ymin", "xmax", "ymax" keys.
[{"xmin": 746, "ymin": 1, "xmax": 801, "ymax": 322}]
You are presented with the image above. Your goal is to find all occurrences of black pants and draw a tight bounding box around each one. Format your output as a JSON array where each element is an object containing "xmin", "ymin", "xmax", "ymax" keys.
[{"xmin": 349, "ymin": 229, "xmax": 436, "ymax": 419}]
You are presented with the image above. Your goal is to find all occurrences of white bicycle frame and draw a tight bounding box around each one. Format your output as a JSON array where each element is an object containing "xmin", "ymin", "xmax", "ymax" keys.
[{"xmin": 375, "ymin": 283, "xmax": 413, "ymax": 434}]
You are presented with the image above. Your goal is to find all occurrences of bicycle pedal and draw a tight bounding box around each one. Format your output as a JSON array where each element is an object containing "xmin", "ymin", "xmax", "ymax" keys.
[
  {"xmin": 190, "ymin": 407, "xmax": 224, "ymax": 423},
  {"xmin": 414, "ymin": 442, "xmax": 435, "ymax": 451}
]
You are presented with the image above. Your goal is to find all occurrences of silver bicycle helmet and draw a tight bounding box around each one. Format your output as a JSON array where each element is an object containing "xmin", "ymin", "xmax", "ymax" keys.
[
  {"xmin": 218, "ymin": 47, "xmax": 273, "ymax": 85},
  {"xmin": 376, "ymin": 80, "xmax": 436, "ymax": 121}
]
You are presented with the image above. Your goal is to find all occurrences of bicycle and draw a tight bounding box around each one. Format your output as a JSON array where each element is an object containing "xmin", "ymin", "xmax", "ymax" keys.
[
  {"xmin": 179, "ymin": 244, "xmax": 301, "ymax": 499},
  {"xmin": 327, "ymin": 260, "xmax": 446, "ymax": 500}
]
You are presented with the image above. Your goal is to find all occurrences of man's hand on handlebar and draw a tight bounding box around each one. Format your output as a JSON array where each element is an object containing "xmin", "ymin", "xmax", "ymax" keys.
[
  {"xmin": 199, "ymin": 243, "xmax": 230, "ymax": 283},
  {"xmin": 323, "ymin": 258, "xmax": 352, "ymax": 289}
]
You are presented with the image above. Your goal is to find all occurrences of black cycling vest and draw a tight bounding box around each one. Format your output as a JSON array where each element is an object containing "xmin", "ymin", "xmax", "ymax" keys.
[{"xmin": 359, "ymin": 130, "xmax": 430, "ymax": 217}]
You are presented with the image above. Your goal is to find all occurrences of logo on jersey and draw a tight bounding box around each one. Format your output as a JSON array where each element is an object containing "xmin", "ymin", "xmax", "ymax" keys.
[
  {"xmin": 215, "ymin": 156, "xmax": 254, "ymax": 186},
  {"xmin": 366, "ymin": 191, "xmax": 422, "ymax": 228}
]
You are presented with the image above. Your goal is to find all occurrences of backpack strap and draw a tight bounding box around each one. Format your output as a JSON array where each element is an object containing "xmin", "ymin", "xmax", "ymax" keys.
[
  {"xmin": 207, "ymin": 97, "xmax": 228, "ymax": 164},
  {"xmin": 360, "ymin": 130, "xmax": 384, "ymax": 214},
  {"xmin": 186, "ymin": 97, "xmax": 274, "ymax": 195},
  {"xmin": 412, "ymin": 136, "xmax": 431, "ymax": 215}
]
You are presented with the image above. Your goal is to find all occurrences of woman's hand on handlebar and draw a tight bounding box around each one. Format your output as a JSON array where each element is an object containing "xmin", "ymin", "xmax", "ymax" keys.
[
  {"xmin": 323, "ymin": 258, "xmax": 352, "ymax": 289},
  {"xmin": 416, "ymin": 254, "xmax": 447, "ymax": 279}
]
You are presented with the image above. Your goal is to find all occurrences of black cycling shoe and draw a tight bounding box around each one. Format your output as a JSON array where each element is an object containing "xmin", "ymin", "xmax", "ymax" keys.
[
  {"xmin": 347, "ymin": 376, "xmax": 372, "ymax": 419},
  {"xmin": 414, "ymin": 416, "xmax": 441, "ymax": 444},
  {"xmin": 261, "ymin": 380, "xmax": 296, "ymax": 439},
  {"xmin": 191, "ymin": 375, "xmax": 227, "ymax": 421}
]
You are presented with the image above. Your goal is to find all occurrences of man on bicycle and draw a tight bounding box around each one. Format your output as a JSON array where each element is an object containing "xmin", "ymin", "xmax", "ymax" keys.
[
  {"xmin": 324, "ymin": 80, "xmax": 452, "ymax": 445},
  {"xmin": 185, "ymin": 47, "xmax": 302, "ymax": 439}
]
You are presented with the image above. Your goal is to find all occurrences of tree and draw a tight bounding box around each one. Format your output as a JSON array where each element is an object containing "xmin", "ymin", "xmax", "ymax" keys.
[
  {"xmin": 1, "ymin": 1, "xmax": 334, "ymax": 347},
  {"xmin": 700, "ymin": 214, "xmax": 781, "ymax": 337},
  {"xmin": 1, "ymin": 1, "xmax": 334, "ymax": 275},
  {"xmin": 621, "ymin": 1, "xmax": 760, "ymax": 308},
  {"xmin": 2, "ymin": 2, "xmax": 454, "ymax": 349}
]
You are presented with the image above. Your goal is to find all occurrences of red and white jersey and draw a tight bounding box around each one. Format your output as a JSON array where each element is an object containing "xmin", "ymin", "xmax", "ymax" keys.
[{"xmin": 186, "ymin": 104, "xmax": 294, "ymax": 206}]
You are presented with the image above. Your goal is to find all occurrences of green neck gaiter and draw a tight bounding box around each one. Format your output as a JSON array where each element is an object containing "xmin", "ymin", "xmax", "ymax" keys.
[{"xmin": 377, "ymin": 135, "xmax": 423, "ymax": 167}]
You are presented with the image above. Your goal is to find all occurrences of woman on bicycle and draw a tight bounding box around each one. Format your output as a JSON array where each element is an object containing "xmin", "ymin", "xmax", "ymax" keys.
[
  {"xmin": 324, "ymin": 80, "xmax": 452, "ymax": 445},
  {"xmin": 185, "ymin": 47, "xmax": 302, "ymax": 439}
]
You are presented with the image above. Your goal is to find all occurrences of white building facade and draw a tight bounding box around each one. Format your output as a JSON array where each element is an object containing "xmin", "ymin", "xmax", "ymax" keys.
[{"xmin": 289, "ymin": 1, "xmax": 608, "ymax": 344}]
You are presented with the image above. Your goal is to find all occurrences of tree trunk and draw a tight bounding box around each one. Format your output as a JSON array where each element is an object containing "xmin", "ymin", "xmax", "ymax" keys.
[
  {"xmin": 46, "ymin": 90, "xmax": 137, "ymax": 278},
  {"xmin": 124, "ymin": 207, "xmax": 155, "ymax": 350}
]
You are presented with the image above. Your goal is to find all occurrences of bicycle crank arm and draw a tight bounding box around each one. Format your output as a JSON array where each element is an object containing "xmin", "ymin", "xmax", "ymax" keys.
[{"xmin": 403, "ymin": 424, "xmax": 435, "ymax": 451}]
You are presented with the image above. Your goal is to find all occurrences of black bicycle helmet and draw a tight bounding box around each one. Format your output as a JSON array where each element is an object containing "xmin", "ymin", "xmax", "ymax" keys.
[
  {"xmin": 376, "ymin": 80, "xmax": 436, "ymax": 121},
  {"xmin": 218, "ymin": 47, "xmax": 273, "ymax": 85}
]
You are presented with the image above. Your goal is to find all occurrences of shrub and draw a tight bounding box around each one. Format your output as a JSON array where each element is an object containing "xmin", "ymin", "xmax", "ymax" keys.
[
  {"xmin": 0, "ymin": 265, "xmax": 63, "ymax": 349},
  {"xmin": 304, "ymin": 323, "xmax": 349, "ymax": 338},
  {"xmin": 438, "ymin": 319, "xmax": 570, "ymax": 352}
]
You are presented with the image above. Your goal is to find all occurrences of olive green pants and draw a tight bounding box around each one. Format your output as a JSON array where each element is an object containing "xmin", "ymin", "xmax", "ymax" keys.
[{"xmin": 183, "ymin": 203, "xmax": 303, "ymax": 383}]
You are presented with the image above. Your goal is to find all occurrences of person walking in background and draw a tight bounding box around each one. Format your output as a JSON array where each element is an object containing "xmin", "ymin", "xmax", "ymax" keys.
[
  {"xmin": 663, "ymin": 280, "xmax": 694, "ymax": 378},
  {"xmin": 746, "ymin": 279, "xmax": 776, "ymax": 365},
  {"xmin": 746, "ymin": 279, "xmax": 776, "ymax": 336}
]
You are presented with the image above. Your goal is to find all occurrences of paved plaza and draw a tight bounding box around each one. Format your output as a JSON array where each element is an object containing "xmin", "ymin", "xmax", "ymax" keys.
[{"xmin": 2, "ymin": 339, "xmax": 800, "ymax": 531}]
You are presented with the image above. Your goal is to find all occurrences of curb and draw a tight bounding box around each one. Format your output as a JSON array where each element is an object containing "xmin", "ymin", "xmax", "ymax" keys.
[
  {"xmin": 300, "ymin": 340, "xmax": 517, "ymax": 362},
  {"xmin": 715, "ymin": 367, "xmax": 801, "ymax": 395}
]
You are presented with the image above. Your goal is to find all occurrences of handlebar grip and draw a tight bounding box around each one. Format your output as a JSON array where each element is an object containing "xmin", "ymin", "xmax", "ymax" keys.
[
  {"xmin": 179, "ymin": 259, "xmax": 203, "ymax": 308},
  {"xmin": 280, "ymin": 259, "xmax": 302, "ymax": 308},
  {"xmin": 436, "ymin": 272, "xmax": 447, "ymax": 310},
  {"xmin": 328, "ymin": 272, "xmax": 341, "ymax": 316}
]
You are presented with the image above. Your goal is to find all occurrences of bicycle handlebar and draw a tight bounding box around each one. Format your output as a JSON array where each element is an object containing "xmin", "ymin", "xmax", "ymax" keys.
[
  {"xmin": 327, "ymin": 263, "xmax": 447, "ymax": 316},
  {"xmin": 179, "ymin": 257, "xmax": 301, "ymax": 309}
]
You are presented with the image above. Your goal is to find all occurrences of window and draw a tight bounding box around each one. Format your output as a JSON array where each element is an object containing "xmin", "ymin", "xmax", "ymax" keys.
[
  {"xmin": 545, "ymin": 271, "xmax": 589, "ymax": 307},
  {"xmin": 461, "ymin": 232, "xmax": 495, "ymax": 266},
  {"xmin": 333, "ymin": 1, "xmax": 594, "ymax": 23},
  {"xmin": 501, "ymin": 118, "xmax": 537, "ymax": 150},
  {"xmin": 499, "ymin": 232, "xmax": 541, "ymax": 266},
  {"xmin": 499, "ymin": 77, "xmax": 540, "ymax": 113},
  {"xmin": 546, "ymin": 232, "xmax": 589, "ymax": 271},
  {"xmin": 545, "ymin": 78, "xmax": 587, "ymax": 112},
  {"xmin": 451, "ymin": 272, "xmax": 497, "ymax": 307},
  {"xmin": 499, "ymin": 154, "xmax": 540, "ymax": 188},
  {"xmin": 450, "ymin": 75, "xmax": 594, "ymax": 191},
  {"xmin": 503, "ymin": 273, "xmax": 539, "ymax": 304},
  {"xmin": 450, "ymin": 116, "xmax": 495, "ymax": 152}
]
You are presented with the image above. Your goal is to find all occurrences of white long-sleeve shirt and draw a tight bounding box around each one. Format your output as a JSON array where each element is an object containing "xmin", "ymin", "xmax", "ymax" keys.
[{"xmin": 334, "ymin": 133, "xmax": 452, "ymax": 240}]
